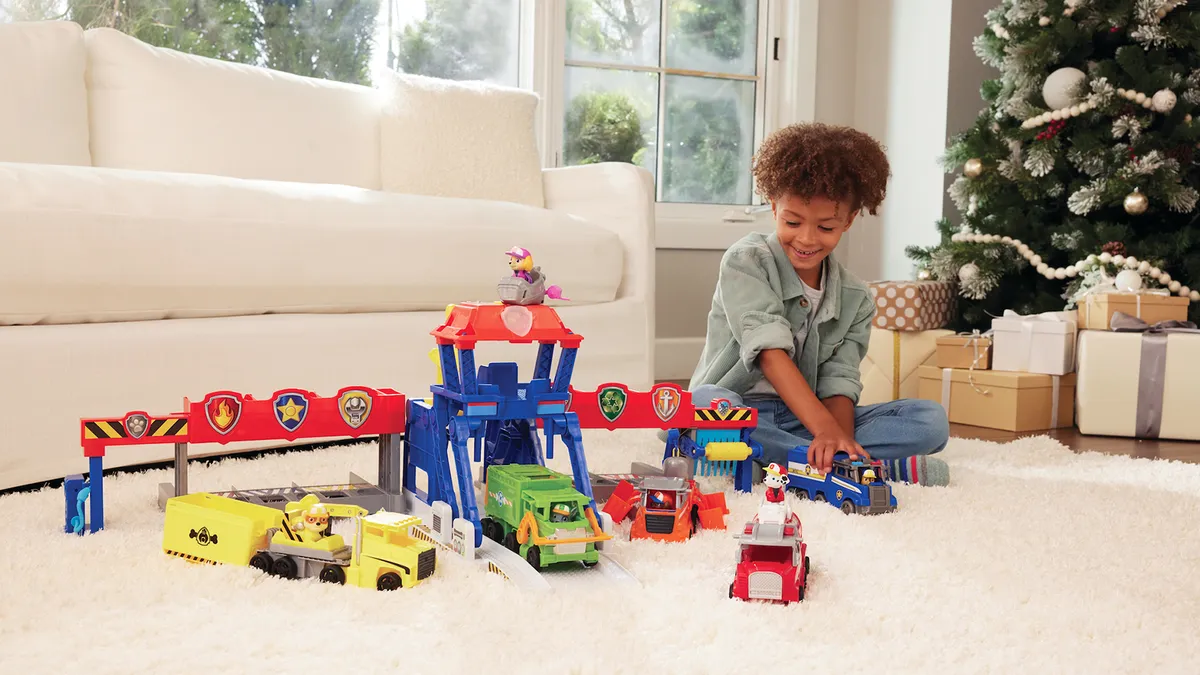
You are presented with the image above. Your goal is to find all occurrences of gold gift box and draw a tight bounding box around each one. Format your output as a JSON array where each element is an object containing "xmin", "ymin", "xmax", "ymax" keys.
[
  {"xmin": 1079, "ymin": 292, "xmax": 1189, "ymax": 330},
  {"xmin": 917, "ymin": 365, "xmax": 1075, "ymax": 432},
  {"xmin": 935, "ymin": 335, "xmax": 992, "ymax": 370}
]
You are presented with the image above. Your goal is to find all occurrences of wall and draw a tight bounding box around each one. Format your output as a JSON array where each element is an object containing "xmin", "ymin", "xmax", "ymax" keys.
[
  {"xmin": 654, "ymin": 0, "xmax": 992, "ymax": 380},
  {"xmin": 943, "ymin": 0, "xmax": 1002, "ymax": 227}
]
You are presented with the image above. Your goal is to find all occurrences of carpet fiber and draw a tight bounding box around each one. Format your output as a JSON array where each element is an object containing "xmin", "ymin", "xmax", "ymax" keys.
[{"xmin": 3, "ymin": 430, "xmax": 1198, "ymax": 674}]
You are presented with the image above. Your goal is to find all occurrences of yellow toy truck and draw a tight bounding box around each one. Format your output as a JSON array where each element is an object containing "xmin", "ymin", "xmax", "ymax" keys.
[{"xmin": 162, "ymin": 492, "xmax": 436, "ymax": 591}]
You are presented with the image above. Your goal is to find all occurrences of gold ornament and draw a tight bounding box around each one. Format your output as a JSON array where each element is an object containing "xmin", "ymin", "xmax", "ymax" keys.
[
  {"xmin": 917, "ymin": 268, "xmax": 932, "ymax": 280},
  {"xmin": 1124, "ymin": 189, "xmax": 1149, "ymax": 215},
  {"xmin": 964, "ymin": 158, "xmax": 984, "ymax": 178}
]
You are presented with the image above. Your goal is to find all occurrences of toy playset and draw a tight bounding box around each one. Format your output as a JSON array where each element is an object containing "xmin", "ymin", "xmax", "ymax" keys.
[{"xmin": 60, "ymin": 248, "xmax": 903, "ymax": 600}]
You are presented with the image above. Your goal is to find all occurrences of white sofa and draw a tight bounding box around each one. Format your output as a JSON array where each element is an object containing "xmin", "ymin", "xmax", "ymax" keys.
[{"xmin": 0, "ymin": 21, "xmax": 656, "ymax": 491}]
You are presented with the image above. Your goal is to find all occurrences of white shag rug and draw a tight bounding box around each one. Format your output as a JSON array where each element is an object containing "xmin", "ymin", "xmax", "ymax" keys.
[{"xmin": 3, "ymin": 430, "xmax": 1199, "ymax": 674}]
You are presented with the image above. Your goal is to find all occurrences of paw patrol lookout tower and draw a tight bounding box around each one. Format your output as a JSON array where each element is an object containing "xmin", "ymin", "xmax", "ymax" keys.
[{"xmin": 404, "ymin": 301, "xmax": 596, "ymax": 550}]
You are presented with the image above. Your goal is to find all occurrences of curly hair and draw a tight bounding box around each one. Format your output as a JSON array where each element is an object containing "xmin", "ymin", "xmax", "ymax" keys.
[{"xmin": 752, "ymin": 122, "xmax": 891, "ymax": 216}]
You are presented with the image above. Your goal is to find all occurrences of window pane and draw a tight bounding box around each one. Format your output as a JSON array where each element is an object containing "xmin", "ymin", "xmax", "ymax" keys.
[
  {"xmin": 665, "ymin": 0, "xmax": 757, "ymax": 76},
  {"xmin": 563, "ymin": 65, "xmax": 658, "ymax": 178},
  {"xmin": 390, "ymin": 0, "xmax": 520, "ymax": 87},
  {"xmin": 661, "ymin": 75, "xmax": 755, "ymax": 204},
  {"xmin": 0, "ymin": 0, "xmax": 523, "ymax": 88},
  {"xmin": 565, "ymin": 0, "xmax": 660, "ymax": 67}
]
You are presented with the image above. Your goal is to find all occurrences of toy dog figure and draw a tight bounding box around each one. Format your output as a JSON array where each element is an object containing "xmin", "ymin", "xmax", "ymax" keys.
[
  {"xmin": 290, "ymin": 500, "xmax": 331, "ymax": 543},
  {"xmin": 498, "ymin": 246, "xmax": 569, "ymax": 305},
  {"xmin": 756, "ymin": 463, "xmax": 793, "ymax": 525}
]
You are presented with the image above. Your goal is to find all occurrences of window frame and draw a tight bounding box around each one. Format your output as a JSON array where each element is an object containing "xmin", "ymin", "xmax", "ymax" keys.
[{"xmin": 525, "ymin": 0, "xmax": 820, "ymax": 250}]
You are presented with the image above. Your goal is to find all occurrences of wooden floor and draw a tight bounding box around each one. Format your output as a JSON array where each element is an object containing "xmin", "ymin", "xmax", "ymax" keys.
[{"xmin": 949, "ymin": 424, "xmax": 1200, "ymax": 464}]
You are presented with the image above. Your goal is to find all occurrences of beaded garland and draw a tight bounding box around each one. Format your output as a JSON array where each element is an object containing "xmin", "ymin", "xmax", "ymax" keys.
[{"xmin": 948, "ymin": 231, "xmax": 1199, "ymax": 303}]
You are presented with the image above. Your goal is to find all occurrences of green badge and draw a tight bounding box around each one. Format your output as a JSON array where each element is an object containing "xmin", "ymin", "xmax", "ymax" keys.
[{"xmin": 598, "ymin": 386, "xmax": 628, "ymax": 422}]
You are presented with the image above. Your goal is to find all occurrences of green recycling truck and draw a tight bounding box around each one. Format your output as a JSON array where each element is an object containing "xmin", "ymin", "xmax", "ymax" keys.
[{"xmin": 480, "ymin": 464, "xmax": 611, "ymax": 569}]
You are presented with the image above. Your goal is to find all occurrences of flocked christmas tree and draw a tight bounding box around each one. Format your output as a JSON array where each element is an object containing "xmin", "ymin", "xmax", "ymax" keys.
[{"xmin": 907, "ymin": 0, "xmax": 1200, "ymax": 330}]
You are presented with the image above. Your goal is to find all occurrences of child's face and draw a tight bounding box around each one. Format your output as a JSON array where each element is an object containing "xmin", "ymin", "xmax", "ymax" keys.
[{"xmin": 771, "ymin": 193, "xmax": 858, "ymax": 281}]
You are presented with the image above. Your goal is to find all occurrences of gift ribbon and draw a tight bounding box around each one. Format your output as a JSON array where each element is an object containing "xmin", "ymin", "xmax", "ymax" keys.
[
  {"xmin": 940, "ymin": 367, "xmax": 1061, "ymax": 428},
  {"xmin": 1110, "ymin": 311, "xmax": 1200, "ymax": 438},
  {"xmin": 892, "ymin": 330, "xmax": 901, "ymax": 400},
  {"xmin": 999, "ymin": 309, "xmax": 1077, "ymax": 372},
  {"xmin": 954, "ymin": 329, "xmax": 993, "ymax": 395}
]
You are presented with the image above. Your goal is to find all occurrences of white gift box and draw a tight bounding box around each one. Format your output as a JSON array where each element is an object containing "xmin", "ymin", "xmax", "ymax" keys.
[{"xmin": 990, "ymin": 309, "xmax": 1078, "ymax": 375}]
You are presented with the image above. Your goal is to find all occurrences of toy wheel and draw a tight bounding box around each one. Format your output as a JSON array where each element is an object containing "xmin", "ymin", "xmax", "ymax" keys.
[
  {"xmin": 503, "ymin": 531, "xmax": 519, "ymax": 553},
  {"xmin": 689, "ymin": 506, "xmax": 700, "ymax": 536},
  {"xmin": 249, "ymin": 552, "xmax": 272, "ymax": 574},
  {"xmin": 319, "ymin": 565, "xmax": 346, "ymax": 585},
  {"xmin": 481, "ymin": 517, "xmax": 500, "ymax": 542},
  {"xmin": 728, "ymin": 583, "xmax": 735, "ymax": 599},
  {"xmin": 840, "ymin": 500, "xmax": 855, "ymax": 515},
  {"xmin": 580, "ymin": 559, "xmax": 598, "ymax": 568},
  {"xmin": 805, "ymin": 555, "xmax": 811, "ymax": 572},
  {"xmin": 814, "ymin": 492, "xmax": 827, "ymax": 503},
  {"xmin": 792, "ymin": 488, "xmax": 808, "ymax": 500},
  {"xmin": 271, "ymin": 556, "xmax": 298, "ymax": 579},
  {"xmin": 377, "ymin": 572, "xmax": 403, "ymax": 591},
  {"xmin": 798, "ymin": 583, "xmax": 805, "ymax": 602},
  {"xmin": 525, "ymin": 545, "xmax": 541, "ymax": 569}
]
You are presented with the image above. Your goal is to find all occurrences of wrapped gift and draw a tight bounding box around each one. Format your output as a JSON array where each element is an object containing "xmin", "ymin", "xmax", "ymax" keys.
[
  {"xmin": 916, "ymin": 365, "xmax": 1075, "ymax": 432},
  {"xmin": 991, "ymin": 309, "xmax": 1077, "ymax": 375},
  {"xmin": 1076, "ymin": 312, "xmax": 1200, "ymax": 440},
  {"xmin": 1078, "ymin": 290, "xmax": 1189, "ymax": 330},
  {"xmin": 868, "ymin": 280, "xmax": 955, "ymax": 331},
  {"xmin": 858, "ymin": 327, "xmax": 953, "ymax": 405},
  {"xmin": 936, "ymin": 331, "xmax": 992, "ymax": 370}
]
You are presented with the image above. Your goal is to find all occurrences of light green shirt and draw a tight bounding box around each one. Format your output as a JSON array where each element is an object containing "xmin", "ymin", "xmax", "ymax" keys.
[{"xmin": 688, "ymin": 231, "xmax": 875, "ymax": 403}]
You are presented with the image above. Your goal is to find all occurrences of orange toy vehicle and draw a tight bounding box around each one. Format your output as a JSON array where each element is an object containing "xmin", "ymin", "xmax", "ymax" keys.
[{"xmin": 602, "ymin": 475, "xmax": 728, "ymax": 542}]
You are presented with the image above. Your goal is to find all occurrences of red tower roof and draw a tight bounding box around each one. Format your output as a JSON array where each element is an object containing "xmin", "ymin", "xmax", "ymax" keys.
[{"xmin": 431, "ymin": 302, "xmax": 583, "ymax": 350}]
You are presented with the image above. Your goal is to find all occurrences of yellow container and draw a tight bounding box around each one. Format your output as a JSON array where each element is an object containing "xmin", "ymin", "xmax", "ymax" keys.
[{"xmin": 162, "ymin": 492, "xmax": 283, "ymax": 566}]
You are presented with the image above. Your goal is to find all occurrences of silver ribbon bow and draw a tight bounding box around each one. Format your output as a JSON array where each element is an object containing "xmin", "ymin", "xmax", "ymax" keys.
[
  {"xmin": 953, "ymin": 328, "xmax": 994, "ymax": 395},
  {"xmin": 1110, "ymin": 311, "xmax": 1200, "ymax": 438}
]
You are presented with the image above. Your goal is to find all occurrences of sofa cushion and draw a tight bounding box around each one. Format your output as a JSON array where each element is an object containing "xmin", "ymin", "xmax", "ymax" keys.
[
  {"xmin": 0, "ymin": 21, "xmax": 91, "ymax": 166},
  {"xmin": 0, "ymin": 162, "xmax": 623, "ymax": 325},
  {"xmin": 379, "ymin": 71, "xmax": 545, "ymax": 208},
  {"xmin": 83, "ymin": 28, "xmax": 383, "ymax": 190}
]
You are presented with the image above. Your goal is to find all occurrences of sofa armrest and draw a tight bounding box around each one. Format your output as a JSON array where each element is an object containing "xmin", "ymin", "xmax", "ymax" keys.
[{"xmin": 542, "ymin": 162, "xmax": 655, "ymax": 304}]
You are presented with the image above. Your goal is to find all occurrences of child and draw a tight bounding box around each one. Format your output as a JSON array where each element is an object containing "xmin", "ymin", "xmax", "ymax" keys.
[{"xmin": 688, "ymin": 122, "xmax": 950, "ymax": 486}]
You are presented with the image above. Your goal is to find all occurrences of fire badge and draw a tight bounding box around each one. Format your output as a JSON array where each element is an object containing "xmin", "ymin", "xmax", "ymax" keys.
[{"xmin": 204, "ymin": 394, "xmax": 242, "ymax": 435}]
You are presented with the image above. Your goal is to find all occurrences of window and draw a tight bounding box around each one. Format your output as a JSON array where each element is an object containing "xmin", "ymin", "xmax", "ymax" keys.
[
  {"xmin": 2, "ymin": 0, "xmax": 813, "ymax": 245},
  {"xmin": 560, "ymin": 0, "xmax": 768, "ymax": 206}
]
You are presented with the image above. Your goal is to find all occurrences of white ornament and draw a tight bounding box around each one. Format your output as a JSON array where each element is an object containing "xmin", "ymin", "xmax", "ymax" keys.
[
  {"xmin": 1115, "ymin": 269, "xmax": 1144, "ymax": 292},
  {"xmin": 1138, "ymin": 260, "xmax": 1150, "ymax": 273},
  {"xmin": 1191, "ymin": 290, "xmax": 1199, "ymax": 301},
  {"xmin": 1099, "ymin": 252, "xmax": 1113, "ymax": 264},
  {"xmin": 1040, "ymin": 16, "xmax": 1051, "ymax": 26},
  {"xmin": 1043, "ymin": 67, "xmax": 1088, "ymax": 110},
  {"xmin": 1037, "ymin": 262, "xmax": 1049, "ymax": 274},
  {"xmin": 1161, "ymin": 272, "xmax": 1173, "ymax": 284},
  {"xmin": 1002, "ymin": 236, "xmax": 1013, "ymax": 244},
  {"xmin": 1124, "ymin": 256, "xmax": 1139, "ymax": 269},
  {"xmin": 958, "ymin": 263, "xmax": 980, "ymax": 282},
  {"xmin": 1054, "ymin": 268, "xmax": 1066, "ymax": 280},
  {"xmin": 1181, "ymin": 285, "xmax": 1191, "ymax": 298},
  {"xmin": 1136, "ymin": 92, "xmax": 1147, "ymax": 104},
  {"xmin": 1169, "ymin": 280, "xmax": 1182, "ymax": 292},
  {"xmin": 1066, "ymin": 265, "xmax": 1079, "ymax": 277},
  {"xmin": 1151, "ymin": 89, "xmax": 1177, "ymax": 113},
  {"xmin": 1151, "ymin": 266, "xmax": 1161, "ymax": 277},
  {"xmin": 1031, "ymin": 255, "xmax": 1043, "ymax": 266},
  {"xmin": 1113, "ymin": 255, "xmax": 1125, "ymax": 266}
]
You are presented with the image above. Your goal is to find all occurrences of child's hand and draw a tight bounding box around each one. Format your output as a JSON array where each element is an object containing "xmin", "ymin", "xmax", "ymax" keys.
[{"xmin": 807, "ymin": 429, "xmax": 870, "ymax": 473}]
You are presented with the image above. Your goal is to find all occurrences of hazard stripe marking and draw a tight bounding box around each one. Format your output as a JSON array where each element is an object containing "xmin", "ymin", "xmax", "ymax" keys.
[
  {"xmin": 149, "ymin": 418, "xmax": 188, "ymax": 437},
  {"xmin": 84, "ymin": 421, "xmax": 127, "ymax": 439},
  {"xmin": 693, "ymin": 408, "xmax": 754, "ymax": 422}
]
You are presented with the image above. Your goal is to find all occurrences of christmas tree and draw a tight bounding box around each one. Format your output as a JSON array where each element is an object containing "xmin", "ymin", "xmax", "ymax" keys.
[{"xmin": 908, "ymin": 0, "xmax": 1200, "ymax": 330}]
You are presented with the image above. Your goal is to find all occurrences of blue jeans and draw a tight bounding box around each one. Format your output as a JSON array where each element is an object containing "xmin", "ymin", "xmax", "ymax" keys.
[{"xmin": 692, "ymin": 385, "xmax": 950, "ymax": 466}]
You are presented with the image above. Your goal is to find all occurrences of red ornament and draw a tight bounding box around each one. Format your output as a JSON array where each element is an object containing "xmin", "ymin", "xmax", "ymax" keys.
[
  {"xmin": 1036, "ymin": 118, "xmax": 1068, "ymax": 141},
  {"xmin": 1102, "ymin": 241, "xmax": 1127, "ymax": 257},
  {"xmin": 1110, "ymin": 25, "xmax": 1120, "ymax": 33}
]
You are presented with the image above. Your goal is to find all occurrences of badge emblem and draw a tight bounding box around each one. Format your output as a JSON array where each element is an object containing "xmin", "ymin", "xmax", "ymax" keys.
[
  {"xmin": 651, "ymin": 385, "xmax": 681, "ymax": 422},
  {"xmin": 338, "ymin": 389, "xmax": 373, "ymax": 429},
  {"xmin": 204, "ymin": 394, "xmax": 242, "ymax": 435},
  {"xmin": 716, "ymin": 399, "xmax": 732, "ymax": 415},
  {"xmin": 273, "ymin": 392, "xmax": 309, "ymax": 432},
  {"xmin": 124, "ymin": 413, "xmax": 149, "ymax": 439},
  {"xmin": 598, "ymin": 386, "xmax": 628, "ymax": 423}
]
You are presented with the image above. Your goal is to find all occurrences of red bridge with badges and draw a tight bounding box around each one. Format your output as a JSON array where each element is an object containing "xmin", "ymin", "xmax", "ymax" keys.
[{"xmin": 65, "ymin": 303, "xmax": 763, "ymax": 536}]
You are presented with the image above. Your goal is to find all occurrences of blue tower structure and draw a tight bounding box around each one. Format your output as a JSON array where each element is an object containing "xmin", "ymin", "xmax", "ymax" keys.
[
  {"xmin": 403, "ymin": 302, "xmax": 596, "ymax": 547},
  {"xmin": 662, "ymin": 399, "xmax": 764, "ymax": 493}
]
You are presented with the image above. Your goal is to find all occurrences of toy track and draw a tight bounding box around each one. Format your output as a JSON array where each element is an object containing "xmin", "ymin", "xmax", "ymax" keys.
[{"xmin": 541, "ymin": 551, "xmax": 639, "ymax": 589}]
